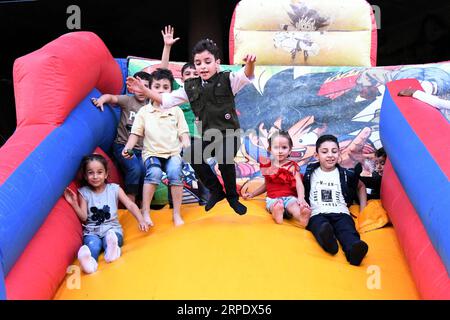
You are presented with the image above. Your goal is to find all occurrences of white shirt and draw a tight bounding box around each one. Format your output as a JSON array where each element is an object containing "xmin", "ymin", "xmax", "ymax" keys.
[
  {"xmin": 161, "ymin": 68, "xmax": 252, "ymax": 109},
  {"xmin": 309, "ymin": 168, "xmax": 350, "ymax": 216},
  {"xmin": 413, "ymin": 90, "xmax": 450, "ymax": 111}
]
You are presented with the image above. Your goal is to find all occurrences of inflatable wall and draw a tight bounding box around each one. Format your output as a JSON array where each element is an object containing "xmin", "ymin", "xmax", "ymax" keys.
[
  {"xmin": 380, "ymin": 79, "xmax": 450, "ymax": 299},
  {"xmin": 229, "ymin": 0, "xmax": 377, "ymax": 66},
  {"xmin": 0, "ymin": 32, "xmax": 125, "ymax": 299}
]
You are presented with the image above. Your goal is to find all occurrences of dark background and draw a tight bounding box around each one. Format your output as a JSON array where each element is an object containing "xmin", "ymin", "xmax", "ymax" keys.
[{"xmin": 1, "ymin": 0, "xmax": 449, "ymax": 146}]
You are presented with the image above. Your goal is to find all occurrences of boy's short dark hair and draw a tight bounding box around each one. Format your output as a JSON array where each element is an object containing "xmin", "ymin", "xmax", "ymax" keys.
[
  {"xmin": 149, "ymin": 68, "xmax": 175, "ymax": 90},
  {"xmin": 181, "ymin": 62, "xmax": 195, "ymax": 75},
  {"xmin": 192, "ymin": 39, "xmax": 220, "ymax": 60},
  {"xmin": 375, "ymin": 147, "xmax": 386, "ymax": 158},
  {"xmin": 133, "ymin": 71, "xmax": 151, "ymax": 82},
  {"xmin": 315, "ymin": 134, "xmax": 339, "ymax": 152}
]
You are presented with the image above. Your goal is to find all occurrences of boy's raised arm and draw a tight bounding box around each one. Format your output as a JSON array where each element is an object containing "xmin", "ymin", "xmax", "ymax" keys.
[
  {"xmin": 126, "ymin": 76, "xmax": 162, "ymax": 104},
  {"xmin": 243, "ymin": 54, "xmax": 257, "ymax": 79},
  {"xmin": 160, "ymin": 25, "xmax": 179, "ymax": 69},
  {"xmin": 230, "ymin": 54, "xmax": 257, "ymax": 95}
]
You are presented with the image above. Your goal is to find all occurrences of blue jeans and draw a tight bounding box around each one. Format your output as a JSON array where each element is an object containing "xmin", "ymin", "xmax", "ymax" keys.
[
  {"xmin": 83, "ymin": 232, "xmax": 124, "ymax": 261},
  {"xmin": 112, "ymin": 142, "xmax": 145, "ymax": 196},
  {"xmin": 144, "ymin": 155, "xmax": 183, "ymax": 186}
]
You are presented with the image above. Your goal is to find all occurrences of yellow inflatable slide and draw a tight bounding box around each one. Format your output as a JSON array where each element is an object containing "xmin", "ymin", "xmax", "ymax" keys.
[{"xmin": 55, "ymin": 200, "xmax": 418, "ymax": 300}]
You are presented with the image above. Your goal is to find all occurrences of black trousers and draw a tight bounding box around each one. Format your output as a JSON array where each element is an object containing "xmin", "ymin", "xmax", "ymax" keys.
[
  {"xmin": 183, "ymin": 131, "xmax": 241, "ymax": 201},
  {"xmin": 306, "ymin": 213, "xmax": 361, "ymax": 254}
]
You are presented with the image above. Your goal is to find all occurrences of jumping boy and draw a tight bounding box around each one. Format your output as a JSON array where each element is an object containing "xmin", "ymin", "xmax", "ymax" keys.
[{"xmin": 126, "ymin": 39, "xmax": 256, "ymax": 215}]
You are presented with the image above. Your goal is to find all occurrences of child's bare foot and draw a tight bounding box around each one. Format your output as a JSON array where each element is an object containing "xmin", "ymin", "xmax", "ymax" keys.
[
  {"xmin": 173, "ymin": 213, "xmax": 184, "ymax": 227},
  {"xmin": 299, "ymin": 206, "xmax": 312, "ymax": 228},
  {"xmin": 271, "ymin": 200, "xmax": 284, "ymax": 224},
  {"xmin": 142, "ymin": 210, "xmax": 154, "ymax": 227},
  {"xmin": 78, "ymin": 245, "xmax": 98, "ymax": 274}
]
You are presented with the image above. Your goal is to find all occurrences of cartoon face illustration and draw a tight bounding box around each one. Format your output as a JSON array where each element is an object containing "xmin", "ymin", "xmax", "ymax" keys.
[
  {"xmin": 275, "ymin": 3, "xmax": 330, "ymax": 62},
  {"xmin": 281, "ymin": 3, "xmax": 330, "ymax": 32}
]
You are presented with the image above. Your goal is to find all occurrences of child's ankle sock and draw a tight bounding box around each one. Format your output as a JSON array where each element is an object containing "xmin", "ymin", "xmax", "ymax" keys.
[
  {"xmin": 205, "ymin": 191, "xmax": 226, "ymax": 211},
  {"xmin": 78, "ymin": 245, "xmax": 98, "ymax": 274},
  {"xmin": 104, "ymin": 231, "xmax": 121, "ymax": 263},
  {"xmin": 228, "ymin": 199, "xmax": 247, "ymax": 215},
  {"xmin": 347, "ymin": 240, "xmax": 369, "ymax": 266}
]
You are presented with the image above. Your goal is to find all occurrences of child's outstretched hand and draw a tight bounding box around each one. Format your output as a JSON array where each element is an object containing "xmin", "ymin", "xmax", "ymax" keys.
[
  {"xmin": 91, "ymin": 97, "xmax": 105, "ymax": 111},
  {"xmin": 243, "ymin": 54, "xmax": 256, "ymax": 79},
  {"xmin": 297, "ymin": 197, "xmax": 310, "ymax": 209},
  {"xmin": 138, "ymin": 218, "xmax": 149, "ymax": 232},
  {"xmin": 64, "ymin": 187, "xmax": 78, "ymax": 207},
  {"xmin": 243, "ymin": 54, "xmax": 257, "ymax": 64},
  {"xmin": 242, "ymin": 191, "xmax": 254, "ymax": 200},
  {"xmin": 126, "ymin": 76, "xmax": 146, "ymax": 95},
  {"xmin": 162, "ymin": 25, "xmax": 180, "ymax": 47}
]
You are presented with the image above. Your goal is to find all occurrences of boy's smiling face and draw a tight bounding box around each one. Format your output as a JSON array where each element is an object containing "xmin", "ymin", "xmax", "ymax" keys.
[
  {"xmin": 193, "ymin": 50, "xmax": 220, "ymax": 81},
  {"xmin": 315, "ymin": 140, "xmax": 340, "ymax": 172}
]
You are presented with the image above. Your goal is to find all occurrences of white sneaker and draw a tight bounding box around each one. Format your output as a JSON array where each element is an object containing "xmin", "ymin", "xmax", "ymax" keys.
[
  {"xmin": 78, "ymin": 245, "xmax": 98, "ymax": 274},
  {"xmin": 104, "ymin": 230, "xmax": 121, "ymax": 263}
]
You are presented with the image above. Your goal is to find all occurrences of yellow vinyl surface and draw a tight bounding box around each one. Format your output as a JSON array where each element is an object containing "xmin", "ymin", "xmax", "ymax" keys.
[{"xmin": 54, "ymin": 199, "xmax": 419, "ymax": 300}]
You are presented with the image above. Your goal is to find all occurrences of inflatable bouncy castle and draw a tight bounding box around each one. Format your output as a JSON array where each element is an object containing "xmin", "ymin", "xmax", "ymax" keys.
[{"xmin": 0, "ymin": 0, "xmax": 449, "ymax": 300}]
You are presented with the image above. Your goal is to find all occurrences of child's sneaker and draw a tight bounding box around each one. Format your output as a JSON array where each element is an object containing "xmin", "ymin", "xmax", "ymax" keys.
[
  {"xmin": 77, "ymin": 245, "xmax": 98, "ymax": 274},
  {"xmin": 346, "ymin": 240, "xmax": 369, "ymax": 266},
  {"xmin": 104, "ymin": 230, "xmax": 121, "ymax": 263}
]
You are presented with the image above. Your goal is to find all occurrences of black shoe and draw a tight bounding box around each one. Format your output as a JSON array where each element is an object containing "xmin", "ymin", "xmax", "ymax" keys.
[
  {"xmin": 346, "ymin": 241, "xmax": 369, "ymax": 266},
  {"xmin": 228, "ymin": 199, "xmax": 247, "ymax": 215},
  {"xmin": 318, "ymin": 223, "xmax": 339, "ymax": 255},
  {"xmin": 205, "ymin": 191, "xmax": 226, "ymax": 211}
]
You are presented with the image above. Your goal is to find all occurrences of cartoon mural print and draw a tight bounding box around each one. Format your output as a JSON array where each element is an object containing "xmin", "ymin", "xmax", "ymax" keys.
[
  {"xmin": 128, "ymin": 58, "xmax": 450, "ymax": 198},
  {"xmin": 274, "ymin": 3, "xmax": 330, "ymax": 63}
]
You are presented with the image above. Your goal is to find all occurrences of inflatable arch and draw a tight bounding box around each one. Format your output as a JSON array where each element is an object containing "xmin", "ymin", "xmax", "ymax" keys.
[{"xmin": 230, "ymin": 0, "xmax": 377, "ymax": 66}]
